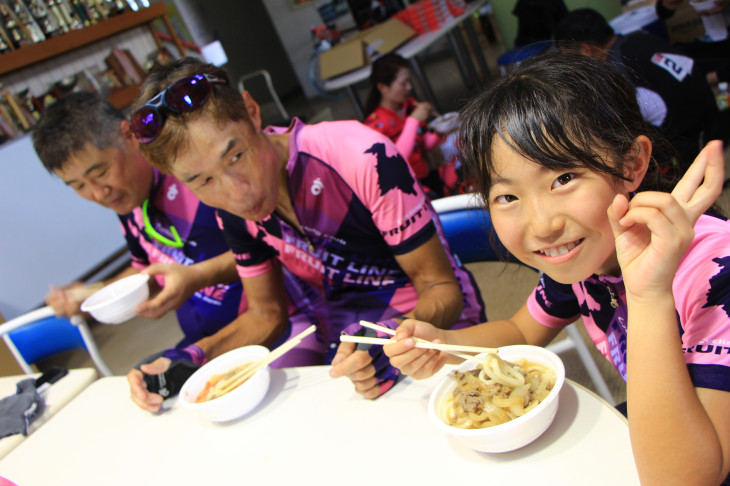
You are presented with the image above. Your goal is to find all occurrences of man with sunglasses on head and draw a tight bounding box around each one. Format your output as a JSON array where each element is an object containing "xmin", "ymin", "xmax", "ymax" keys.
[
  {"xmin": 129, "ymin": 57, "xmax": 486, "ymax": 402},
  {"xmin": 32, "ymin": 91, "xmax": 320, "ymax": 411}
]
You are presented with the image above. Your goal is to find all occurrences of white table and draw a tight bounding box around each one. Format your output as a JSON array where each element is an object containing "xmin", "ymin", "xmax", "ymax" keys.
[
  {"xmin": 0, "ymin": 366, "xmax": 639, "ymax": 486},
  {"xmin": 323, "ymin": 0, "xmax": 491, "ymax": 118},
  {"xmin": 0, "ymin": 368, "xmax": 97, "ymax": 459}
]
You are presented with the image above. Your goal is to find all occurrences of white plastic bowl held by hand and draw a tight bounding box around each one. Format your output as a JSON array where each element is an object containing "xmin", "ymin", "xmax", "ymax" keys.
[
  {"xmin": 80, "ymin": 274, "xmax": 150, "ymax": 324},
  {"xmin": 178, "ymin": 345, "xmax": 271, "ymax": 422},
  {"xmin": 428, "ymin": 345, "xmax": 565, "ymax": 453}
]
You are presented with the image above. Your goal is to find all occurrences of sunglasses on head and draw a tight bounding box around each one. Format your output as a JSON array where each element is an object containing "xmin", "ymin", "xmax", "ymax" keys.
[{"xmin": 130, "ymin": 73, "xmax": 226, "ymax": 144}]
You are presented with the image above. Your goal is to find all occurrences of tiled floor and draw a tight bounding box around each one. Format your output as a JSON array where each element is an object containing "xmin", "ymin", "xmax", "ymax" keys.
[{"xmin": 36, "ymin": 28, "xmax": 730, "ymax": 407}]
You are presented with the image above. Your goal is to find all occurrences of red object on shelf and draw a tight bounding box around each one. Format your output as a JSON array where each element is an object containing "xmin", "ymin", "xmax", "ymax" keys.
[{"xmin": 154, "ymin": 31, "xmax": 201, "ymax": 53}]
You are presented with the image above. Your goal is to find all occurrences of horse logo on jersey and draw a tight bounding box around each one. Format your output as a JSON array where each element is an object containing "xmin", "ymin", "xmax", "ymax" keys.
[
  {"xmin": 364, "ymin": 142, "xmax": 417, "ymax": 197},
  {"xmin": 703, "ymin": 256, "xmax": 730, "ymax": 318},
  {"xmin": 166, "ymin": 184, "xmax": 179, "ymax": 201},
  {"xmin": 311, "ymin": 178, "xmax": 324, "ymax": 196}
]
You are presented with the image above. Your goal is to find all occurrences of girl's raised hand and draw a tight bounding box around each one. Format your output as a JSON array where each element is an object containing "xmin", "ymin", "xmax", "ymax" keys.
[{"xmin": 608, "ymin": 141, "xmax": 724, "ymax": 298}]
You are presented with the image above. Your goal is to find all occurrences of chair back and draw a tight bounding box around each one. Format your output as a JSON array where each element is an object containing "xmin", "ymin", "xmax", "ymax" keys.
[
  {"xmin": 431, "ymin": 193, "xmax": 507, "ymax": 264},
  {"xmin": 0, "ymin": 306, "xmax": 112, "ymax": 376},
  {"xmin": 8, "ymin": 316, "xmax": 86, "ymax": 365},
  {"xmin": 237, "ymin": 69, "xmax": 290, "ymax": 127}
]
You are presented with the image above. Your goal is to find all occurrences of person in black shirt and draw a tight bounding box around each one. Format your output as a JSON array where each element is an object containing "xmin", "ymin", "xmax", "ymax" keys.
[{"xmin": 554, "ymin": 8, "xmax": 723, "ymax": 173}]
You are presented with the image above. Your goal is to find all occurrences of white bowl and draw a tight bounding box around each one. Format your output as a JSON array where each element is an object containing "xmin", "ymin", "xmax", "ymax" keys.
[
  {"xmin": 178, "ymin": 345, "xmax": 271, "ymax": 422},
  {"xmin": 80, "ymin": 274, "xmax": 150, "ymax": 324},
  {"xmin": 428, "ymin": 345, "xmax": 565, "ymax": 453},
  {"xmin": 428, "ymin": 111, "xmax": 459, "ymax": 133}
]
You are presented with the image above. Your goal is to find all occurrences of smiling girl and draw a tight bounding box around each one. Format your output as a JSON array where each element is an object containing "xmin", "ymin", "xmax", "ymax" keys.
[{"xmin": 385, "ymin": 52, "xmax": 730, "ymax": 485}]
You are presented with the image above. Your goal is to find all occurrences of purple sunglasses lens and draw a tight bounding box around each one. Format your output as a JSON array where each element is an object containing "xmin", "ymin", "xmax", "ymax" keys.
[
  {"xmin": 165, "ymin": 75, "xmax": 212, "ymax": 113},
  {"xmin": 131, "ymin": 106, "xmax": 162, "ymax": 143}
]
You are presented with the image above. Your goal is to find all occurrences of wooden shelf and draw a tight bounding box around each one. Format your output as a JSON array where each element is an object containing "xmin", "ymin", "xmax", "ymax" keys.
[
  {"xmin": 106, "ymin": 84, "xmax": 142, "ymax": 109},
  {"xmin": 0, "ymin": 3, "xmax": 168, "ymax": 76}
]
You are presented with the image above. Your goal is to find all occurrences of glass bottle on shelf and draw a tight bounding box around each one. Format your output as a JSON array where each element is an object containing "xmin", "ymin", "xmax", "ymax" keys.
[
  {"xmin": 98, "ymin": 0, "xmax": 125, "ymax": 16},
  {"xmin": 25, "ymin": 0, "xmax": 60, "ymax": 38},
  {"xmin": 0, "ymin": 23, "xmax": 12, "ymax": 52},
  {"xmin": 0, "ymin": 2, "xmax": 30, "ymax": 48},
  {"xmin": 53, "ymin": 0, "xmax": 83, "ymax": 30},
  {"xmin": 44, "ymin": 0, "xmax": 65, "ymax": 32},
  {"xmin": 9, "ymin": 0, "xmax": 45, "ymax": 43},
  {"xmin": 69, "ymin": 0, "xmax": 90, "ymax": 26},
  {"xmin": 82, "ymin": 0, "xmax": 104, "ymax": 22}
]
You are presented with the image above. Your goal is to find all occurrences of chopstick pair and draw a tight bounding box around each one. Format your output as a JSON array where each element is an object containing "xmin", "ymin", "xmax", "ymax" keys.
[
  {"xmin": 215, "ymin": 325, "xmax": 316, "ymax": 396},
  {"xmin": 339, "ymin": 320, "xmax": 497, "ymax": 363}
]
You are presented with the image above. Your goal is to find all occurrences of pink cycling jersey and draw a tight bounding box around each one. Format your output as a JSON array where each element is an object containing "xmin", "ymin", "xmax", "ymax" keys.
[
  {"xmin": 119, "ymin": 169, "xmax": 246, "ymax": 346},
  {"xmin": 217, "ymin": 119, "xmax": 485, "ymax": 356}
]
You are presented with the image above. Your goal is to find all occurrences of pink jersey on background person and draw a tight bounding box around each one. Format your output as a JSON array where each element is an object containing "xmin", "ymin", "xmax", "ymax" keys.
[{"xmin": 119, "ymin": 169, "xmax": 245, "ymax": 347}]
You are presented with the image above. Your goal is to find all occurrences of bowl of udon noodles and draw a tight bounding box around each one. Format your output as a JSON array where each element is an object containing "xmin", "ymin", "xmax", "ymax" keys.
[
  {"xmin": 428, "ymin": 345, "xmax": 565, "ymax": 453},
  {"xmin": 178, "ymin": 345, "xmax": 271, "ymax": 422}
]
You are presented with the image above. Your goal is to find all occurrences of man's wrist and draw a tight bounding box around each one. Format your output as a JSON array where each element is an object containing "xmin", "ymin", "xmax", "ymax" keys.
[{"xmin": 162, "ymin": 344, "xmax": 206, "ymax": 365}]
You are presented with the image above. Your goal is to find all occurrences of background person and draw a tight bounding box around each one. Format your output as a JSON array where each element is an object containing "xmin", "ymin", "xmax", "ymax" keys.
[
  {"xmin": 129, "ymin": 57, "xmax": 486, "ymax": 402},
  {"xmin": 656, "ymin": 0, "xmax": 730, "ymax": 85},
  {"xmin": 554, "ymin": 8, "xmax": 723, "ymax": 173},
  {"xmin": 384, "ymin": 52, "xmax": 730, "ymax": 486},
  {"xmin": 363, "ymin": 53, "xmax": 454, "ymax": 198}
]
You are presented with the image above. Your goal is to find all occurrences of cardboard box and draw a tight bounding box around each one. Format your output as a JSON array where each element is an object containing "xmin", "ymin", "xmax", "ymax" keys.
[
  {"xmin": 622, "ymin": 0, "xmax": 656, "ymax": 13},
  {"xmin": 319, "ymin": 18, "xmax": 416, "ymax": 80},
  {"xmin": 665, "ymin": 3, "xmax": 706, "ymax": 43}
]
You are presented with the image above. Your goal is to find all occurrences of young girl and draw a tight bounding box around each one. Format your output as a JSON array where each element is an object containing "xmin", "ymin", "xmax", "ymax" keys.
[
  {"xmin": 363, "ymin": 53, "xmax": 449, "ymax": 197},
  {"xmin": 384, "ymin": 52, "xmax": 730, "ymax": 485}
]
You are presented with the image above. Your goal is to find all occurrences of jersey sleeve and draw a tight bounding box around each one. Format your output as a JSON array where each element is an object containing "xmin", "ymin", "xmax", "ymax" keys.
[
  {"xmin": 216, "ymin": 209, "xmax": 278, "ymax": 279},
  {"xmin": 394, "ymin": 116, "xmax": 419, "ymax": 160},
  {"xmin": 675, "ymin": 218, "xmax": 730, "ymax": 392},
  {"xmin": 526, "ymin": 273, "xmax": 582, "ymax": 328}
]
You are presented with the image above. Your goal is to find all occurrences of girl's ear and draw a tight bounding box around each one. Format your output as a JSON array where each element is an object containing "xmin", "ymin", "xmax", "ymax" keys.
[{"xmin": 623, "ymin": 135, "xmax": 652, "ymax": 192}]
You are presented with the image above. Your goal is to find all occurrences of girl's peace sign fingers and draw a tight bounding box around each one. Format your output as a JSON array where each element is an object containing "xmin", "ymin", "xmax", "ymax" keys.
[{"xmin": 670, "ymin": 140, "xmax": 724, "ymax": 223}]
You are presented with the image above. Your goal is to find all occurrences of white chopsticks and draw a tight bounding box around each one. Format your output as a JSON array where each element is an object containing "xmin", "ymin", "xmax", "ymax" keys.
[
  {"xmin": 340, "ymin": 320, "xmax": 497, "ymax": 362},
  {"xmin": 214, "ymin": 325, "xmax": 316, "ymax": 396}
]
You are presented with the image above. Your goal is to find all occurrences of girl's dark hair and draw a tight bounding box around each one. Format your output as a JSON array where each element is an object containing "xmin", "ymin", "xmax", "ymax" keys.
[
  {"xmin": 364, "ymin": 53, "xmax": 409, "ymax": 116},
  {"xmin": 459, "ymin": 51, "xmax": 674, "ymax": 207}
]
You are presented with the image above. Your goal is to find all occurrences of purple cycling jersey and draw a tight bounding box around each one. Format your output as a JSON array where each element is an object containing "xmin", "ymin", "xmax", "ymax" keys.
[
  {"xmin": 217, "ymin": 119, "xmax": 485, "ymax": 355},
  {"xmin": 527, "ymin": 214, "xmax": 730, "ymax": 392},
  {"xmin": 119, "ymin": 169, "xmax": 246, "ymax": 346}
]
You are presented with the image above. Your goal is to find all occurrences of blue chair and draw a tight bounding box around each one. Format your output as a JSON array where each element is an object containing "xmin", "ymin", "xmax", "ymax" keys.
[
  {"xmin": 1, "ymin": 306, "xmax": 112, "ymax": 377},
  {"xmin": 497, "ymin": 41, "xmax": 552, "ymax": 75},
  {"xmin": 432, "ymin": 194, "xmax": 615, "ymax": 404}
]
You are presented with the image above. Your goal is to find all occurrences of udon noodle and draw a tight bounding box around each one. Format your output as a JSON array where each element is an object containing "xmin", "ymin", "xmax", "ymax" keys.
[
  {"xmin": 194, "ymin": 363, "xmax": 252, "ymax": 403},
  {"xmin": 440, "ymin": 353, "xmax": 556, "ymax": 429}
]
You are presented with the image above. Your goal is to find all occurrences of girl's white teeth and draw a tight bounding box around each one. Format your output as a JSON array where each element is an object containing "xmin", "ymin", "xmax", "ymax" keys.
[{"xmin": 539, "ymin": 241, "xmax": 578, "ymax": 257}]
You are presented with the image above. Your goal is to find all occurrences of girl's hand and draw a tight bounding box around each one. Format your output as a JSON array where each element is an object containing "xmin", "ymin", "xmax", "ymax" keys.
[
  {"xmin": 608, "ymin": 141, "xmax": 724, "ymax": 299},
  {"xmin": 384, "ymin": 319, "xmax": 450, "ymax": 380}
]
